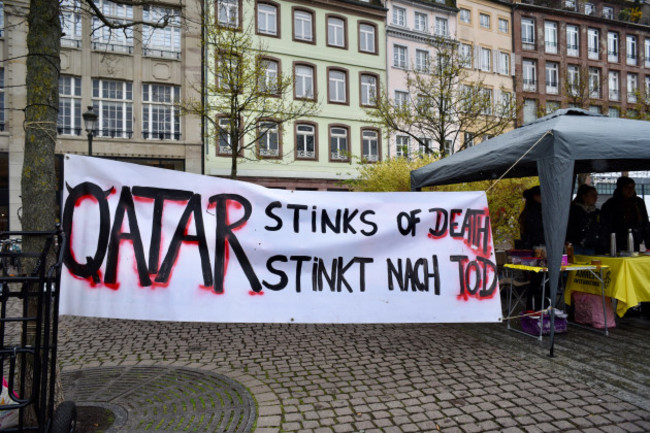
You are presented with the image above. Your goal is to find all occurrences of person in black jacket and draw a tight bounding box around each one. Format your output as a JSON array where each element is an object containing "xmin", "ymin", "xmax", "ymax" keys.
[
  {"xmin": 601, "ymin": 176, "xmax": 650, "ymax": 252},
  {"xmin": 566, "ymin": 184, "xmax": 601, "ymax": 255},
  {"xmin": 518, "ymin": 185, "xmax": 544, "ymax": 249}
]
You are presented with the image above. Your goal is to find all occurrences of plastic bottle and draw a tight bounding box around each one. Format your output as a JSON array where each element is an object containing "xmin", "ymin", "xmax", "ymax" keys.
[
  {"xmin": 628, "ymin": 229, "xmax": 634, "ymax": 253},
  {"xmin": 566, "ymin": 243, "xmax": 574, "ymax": 264},
  {"xmin": 610, "ymin": 233, "xmax": 616, "ymax": 257}
]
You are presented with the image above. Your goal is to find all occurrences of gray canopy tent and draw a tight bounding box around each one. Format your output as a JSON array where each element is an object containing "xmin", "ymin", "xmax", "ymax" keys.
[{"xmin": 410, "ymin": 108, "xmax": 650, "ymax": 355}]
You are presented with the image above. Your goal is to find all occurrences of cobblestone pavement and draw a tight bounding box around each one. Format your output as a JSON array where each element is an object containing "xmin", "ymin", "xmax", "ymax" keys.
[{"xmin": 58, "ymin": 315, "xmax": 650, "ymax": 433}]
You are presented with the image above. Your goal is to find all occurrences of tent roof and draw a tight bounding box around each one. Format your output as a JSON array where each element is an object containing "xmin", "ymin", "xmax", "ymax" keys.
[{"xmin": 411, "ymin": 109, "xmax": 650, "ymax": 190}]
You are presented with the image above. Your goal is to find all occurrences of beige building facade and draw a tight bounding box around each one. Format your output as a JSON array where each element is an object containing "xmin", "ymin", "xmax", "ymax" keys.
[
  {"xmin": 0, "ymin": 0, "xmax": 203, "ymax": 230},
  {"xmin": 456, "ymin": 0, "xmax": 515, "ymax": 144}
]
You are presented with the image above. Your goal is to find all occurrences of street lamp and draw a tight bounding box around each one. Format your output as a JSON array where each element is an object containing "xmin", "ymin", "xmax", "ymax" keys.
[{"xmin": 82, "ymin": 106, "xmax": 98, "ymax": 156}]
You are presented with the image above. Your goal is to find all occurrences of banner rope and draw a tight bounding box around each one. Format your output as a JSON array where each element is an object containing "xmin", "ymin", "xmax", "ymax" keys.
[{"xmin": 486, "ymin": 130, "xmax": 554, "ymax": 193}]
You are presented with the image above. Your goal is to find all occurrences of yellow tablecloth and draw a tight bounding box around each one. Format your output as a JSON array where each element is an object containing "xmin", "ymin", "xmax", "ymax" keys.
[{"xmin": 564, "ymin": 254, "xmax": 650, "ymax": 317}]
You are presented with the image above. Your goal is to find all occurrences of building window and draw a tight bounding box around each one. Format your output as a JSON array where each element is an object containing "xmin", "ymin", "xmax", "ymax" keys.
[
  {"xmin": 628, "ymin": 73, "xmax": 638, "ymax": 103},
  {"xmin": 584, "ymin": 2, "xmax": 594, "ymax": 15},
  {"xmin": 480, "ymin": 48, "xmax": 491, "ymax": 72},
  {"xmin": 566, "ymin": 25, "xmax": 578, "ymax": 57},
  {"xmin": 460, "ymin": 43, "xmax": 472, "ymax": 68},
  {"xmin": 393, "ymin": 45, "xmax": 407, "ymax": 69},
  {"xmin": 626, "ymin": 35, "xmax": 637, "ymax": 66},
  {"xmin": 435, "ymin": 17, "xmax": 448, "ymax": 36},
  {"xmin": 362, "ymin": 129, "xmax": 379, "ymax": 162},
  {"xmin": 481, "ymin": 88, "xmax": 492, "ymax": 115},
  {"xmin": 645, "ymin": 39, "xmax": 650, "ymax": 67},
  {"xmin": 546, "ymin": 101, "xmax": 560, "ymax": 114},
  {"xmin": 260, "ymin": 59, "xmax": 279, "ymax": 94},
  {"xmin": 419, "ymin": 138, "xmax": 432, "ymax": 155},
  {"xmin": 415, "ymin": 49, "xmax": 429, "ymax": 72},
  {"xmin": 523, "ymin": 99, "xmax": 537, "ymax": 123},
  {"xmin": 258, "ymin": 121, "xmax": 280, "ymax": 157},
  {"xmin": 396, "ymin": 136, "xmax": 409, "ymax": 158},
  {"xmin": 463, "ymin": 132, "xmax": 474, "ymax": 148},
  {"xmin": 394, "ymin": 91, "xmax": 409, "ymax": 108},
  {"xmin": 479, "ymin": 13, "xmax": 490, "ymax": 29},
  {"xmin": 57, "ymin": 75, "xmax": 82, "ymax": 136},
  {"xmin": 359, "ymin": 23, "xmax": 376, "ymax": 53},
  {"xmin": 544, "ymin": 21, "xmax": 557, "ymax": 54},
  {"xmin": 143, "ymin": 6, "xmax": 181, "ymax": 59},
  {"xmin": 459, "ymin": 8, "xmax": 470, "ymax": 24},
  {"xmin": 392, "ymin": 6, "xmax": 406, "ymax": 27},
  {"xmin": 498, "ymin": 52, "xmax": 510, "ymax": 75},
  {"xmin": 567, "ymin": 65, "xmax": 579, "ymax": 97},
  {"xmin": 296, "ymin": 123, "xmax": 316, "ymax": 159},
  {"xmin": 589, "ymin": 105, "xmax": 601, "ymax": 114},
  {"xmin": 545, "ymin": 62, "xmax": 559, "ymax": 94},
  {"xmin": 498, "ymin": 18, "xmax": 508, "ymax": 33},
  {"xmin": 92, "ymin": 0, "xmax": 133, "ymax": 53},
  {"xmin": 607, "ymin": 32, "xmax": 619, "ymax": 62},
  {"xmin": 294, "ymin": 64, "xmax": 314, "ymax": 100},
  {"xmin": 293, "ymin": 10, "xmax": 313, "ymax": 42},
  {"xmin": 327, "ymin": 16, "xmax": 345, "ymax": 48},
  {"xmin": 588, "ymin": 28, "xmax": 599, "ymax": 59},
  {"xmin": 521, "ymin": 18, "xmax": 535, "ymax": 48},
  {"xmin": 217, "ymin": 117, "xmax": 234, "ymax": 155},
  {"xmin": 217, "ymin": 0, "xmax": 239, "ymax": 27},
  {"xmin": 414, "ymin": 12, "xmax": 427, "ymax": 32},
  {"xmin": 328, "ymin": 69, "xmax": 347, "ymax": 104},
  {"xmin": 142, "ymin": 84, "xmax": 181, "ymax": 140},
  {"xmin": 608, "ymin": 71, "xmax": 620, "ymax": 101},
  {"xmin": 608, "ymin": 107, "xmax": 619, "ymax": 117},
  {"xmin": 589, "ymin": 67, "xmax": 600, "ymax": 98},
  {"xmin": 360, "ymin": 74, "xmax": 377, "ymax": 106},
  {"xmin": 330, "ymin": 126, "xmax": 349, "ymax": 161},
  {"xmin": 92, "ymin": 79, "xmax": 133, "ymax": 139},
  {"xmin": 603, "ymin": 6, "xmax": 614, "ymax": 20},
  {"xmin": 257, "ymin": 3, "xmax": 278, "ymax": 36},
  {"xmin": 523, "ymin": 60, "xmax": 536, "ymax": 92},
  {"xmin": 61, "ymin": 0, "xmax": 82, "ymax": 48}
]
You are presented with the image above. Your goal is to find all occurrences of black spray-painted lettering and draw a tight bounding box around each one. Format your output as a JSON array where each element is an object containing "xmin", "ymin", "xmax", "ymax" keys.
[
  {"xmin": 396, "ymin": 209, "xmax": 422, "ymax": 237},
  {"xmin": 131, "ymin": 186, "xmax": 194, "ymax": 274},
  {"xmin": 450, "ymin": 255, "xmax": 497, "ymax": 298},
  {"xmin": 262, "ymin": 202, "xmax": 378, "ymax": 236},
  {"xmin": 209, "ymin": 193, "xmax": 261, "ymax": 293},
  {"xmin": 105, "ymin": 187, "xmax": 152, "ymax": 287},
  {"xmin": 386, "ymin": 256, "xmax": 440, "ymax": 294},
  {"xmin": 262, "ymin": 256, "xmax": 373, "ymax": 292},
  {"xmin": 62, "ymin": 182, "xmax": 111, "ymax": 283}
]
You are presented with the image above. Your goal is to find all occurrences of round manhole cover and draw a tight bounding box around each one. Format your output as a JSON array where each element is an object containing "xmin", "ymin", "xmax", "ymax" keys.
[{"xmin": 62, "ymin": 366, "xmax": 256, "ymax": 433}]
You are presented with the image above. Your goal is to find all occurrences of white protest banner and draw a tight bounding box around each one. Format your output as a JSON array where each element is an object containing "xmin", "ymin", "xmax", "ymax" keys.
[{"xmin": 60, "ymin": 155, "xmax": 501, "ymax": 323}]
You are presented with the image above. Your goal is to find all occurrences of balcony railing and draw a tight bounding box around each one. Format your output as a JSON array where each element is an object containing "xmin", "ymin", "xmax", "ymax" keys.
[
  {"xmin": 97, "ymin": 129, "xmax": 134, "ymax": 139},
  {"xmin": 363, "ymin": 154, "xmax": 379, "ymax": 162},
  {"xmin": 523, "ymin": 79, "xmax": 536, "ymax": 92},
  {"xmin": 297, "ymin": 150, "xmax": 315, "ymax": 159},
  {"xmin": 609, "ymin": 89, "xmax": 620, "ymax": 101},
  {"xmin": 143, "ymin": 48, "xmax": 181, "ymax": 60},
  {"xmin": 142, "ymin": 131, "xmax": 181, "ymax": 140},
  {"xmin": 545, "ymin": 41, "xmax": 557, "ymax": 53},
  {"xmin": 331, "ymin": 151, "xmax": 349, "ymax": 161},
  {"xmin": 92, "ymin": 42, "xmax": 134, "ymax": 54},
  {"xmin": 259, "ymin": 148, "xmax": 279, "ymax": 157},
  {"xmin": 57, "ymin": 126, "xmax": 82, "ymax": 136}
]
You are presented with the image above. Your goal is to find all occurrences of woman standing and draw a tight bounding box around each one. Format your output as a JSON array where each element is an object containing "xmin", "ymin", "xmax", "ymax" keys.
[{"xmin": 566, "ymin": 184, "xmax": 601, "ymax": 255}]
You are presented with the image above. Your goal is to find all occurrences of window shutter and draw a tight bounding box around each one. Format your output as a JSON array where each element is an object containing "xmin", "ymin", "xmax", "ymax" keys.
[
  {"xmin": 510, "ymin": 53, "xmax": 515, "ymax": 76},
  {"xmin": 493, "ymin": 49, "xmax": 499, "ymax": 73},
  {"xmin": 474, "ymin": 45, "xmax": 480, "ymax": 69}
]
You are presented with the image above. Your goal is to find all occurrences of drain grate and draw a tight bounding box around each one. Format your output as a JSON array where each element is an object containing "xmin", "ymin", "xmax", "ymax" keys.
[{"xmin": 62, "ymin": 366, "xmax": 256, "ymax": 433}]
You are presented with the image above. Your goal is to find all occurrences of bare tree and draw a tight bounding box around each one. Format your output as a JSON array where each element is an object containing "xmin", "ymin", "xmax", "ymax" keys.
[
  {"xmin": 563, "ymin": 64, "xmax": 595, "ymax": 109},
  {"xmin": 367, "ymin": 39, "xmax": 516, "ymax": 158},
  {"xmin": 182, "ymin": 5, "xmax": 319, "ymax": 179}
]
